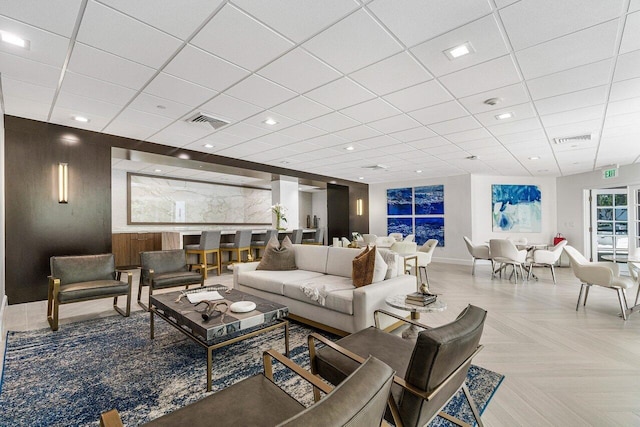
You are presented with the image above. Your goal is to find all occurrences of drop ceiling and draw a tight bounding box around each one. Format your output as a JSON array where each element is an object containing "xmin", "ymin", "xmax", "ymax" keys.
[{"xmin": 2, "ymin": 0, "xmax": 640, "ymax": 184}]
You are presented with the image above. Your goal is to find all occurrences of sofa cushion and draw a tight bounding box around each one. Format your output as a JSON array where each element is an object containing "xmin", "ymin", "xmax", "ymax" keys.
[
  {"xmin": 256, "ymin": 236, "xmax": 297, "ymax": 271},
  {"xmin": 58, "ymin": 279, "xmax": 129, "ymax": 302},
  {"xmin": 239, "ymin": 269, "xmax": 326, "ymax": 295},
  {"xmin": 283, "ymin": 276, "xmax": 355, "ymax": 315},
  {"xmin": 378, "ymin": 249, "xmax": 399, "ymax": 279},
  {"xmin": 352, "ymin": 247, "xmax": 375, "ymax": 288},
  {"xmin": 152, "ymin": 271, "xmax": 203, "ymax": 289},
  {"xmin": 293, "ymin": 244, "xmax": 329, "ymax": 273},
  {"xmin": 326, "ymin": 247, "xmax": 362, "ymax": 277}
]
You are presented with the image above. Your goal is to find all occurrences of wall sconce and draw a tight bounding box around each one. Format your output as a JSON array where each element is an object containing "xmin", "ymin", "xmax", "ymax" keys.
[
  {"xmin": 58, "ymin": 162, "xmax": 68, "ymax": 203},
  {"xmin": 356, "ymin": 198, "xmax": 363, "ymax": 216}
]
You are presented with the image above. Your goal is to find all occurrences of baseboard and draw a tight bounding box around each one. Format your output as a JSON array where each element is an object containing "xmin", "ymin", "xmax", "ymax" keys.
[{"xmin": 0, "ymin": 294, "xmax": 7, "ymax": 343}]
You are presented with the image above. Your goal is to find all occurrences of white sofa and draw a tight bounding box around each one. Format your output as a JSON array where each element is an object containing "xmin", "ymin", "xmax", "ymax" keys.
[{"xmin": 233, "ymin": 244, "xmax": 417, "ymax": 334}]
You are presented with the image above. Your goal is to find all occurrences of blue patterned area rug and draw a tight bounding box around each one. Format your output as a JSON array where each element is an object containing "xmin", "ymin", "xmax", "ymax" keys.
[{"xmin": 1, "ymin": 312, "xmax": 503, "ymax": 426}]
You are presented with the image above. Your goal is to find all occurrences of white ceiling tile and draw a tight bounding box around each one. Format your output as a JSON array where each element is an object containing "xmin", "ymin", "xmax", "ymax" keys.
[
  {"xmin": 603, "ymin": 111, "xmax": 640, "ymax": 128},
  {"xmin": 610, "ymin": 78, "xmax": 640, "ymax": 101},
  {"xmin": 3, "ymin": 95, "xmax": 50, "ymax": 121},
  {"xmin": 368, "ymin": 0, "xmax": 492, "ymax": 47},
  {"xmin": 56, "ymin": 91, "xmax": 122, "ymax": 118},
  {"xmin": 487, "ymin": 117, "xmax": 542, "ymax": 136},
  {"xmin": 223, "ymin": 122, "xmax": 271, "ymax": 140},
  {"xmin": 357, "ymin": 135, "xmax": 400, "ymax": 149},
  {"xmin": 606, "ymin": 97, "xmax": 640, "ymax": 117},
  {"xmin": 226, "ymin": 75, "xmax": 296, "ymax": 109},
  {"xmin": 192, "ymin": 4, "xmax": 293, "ymax": 71},
  {"xmin": 494, "ymin": 0, "xmax": 519, "ymax": 8},
  {"xmin": 68, "ymin": 43, "xmax": 156, "ymax": 89},
  {"xmin": 62, "ymin": 71, "xmax": 136, "ymax": 106},
  {"xmin": 456, "ymin": 138, "xmax": 502, "ymax": 150},
  {"xmin": 458, "ymin": 83, "xmax": 530, "ymax": 114},
  {"xmin": 216, "ymin": 141, "xmax": 274, "ymax": 158},
  {"xmin": 1, "ymin": 76, "xmax": 55, "ymax": 105},
  {"xmin": 428, "ymin": 116, "xmax": 481, "ymax": 135},
  {"xmin": 366, "ymin": 114, "xmax": 421, "ymax": 134},
  {"xmin": 445, "ymin": 128, "xmax": 493, "ymax": 143},
  {"xmin": 278, "ymin": 123, "xmax": 326, "ymax": 140},
  {"xmin": 613, "ymin": 49, "xmax": 640, "ymax": 82},
  {"xmin": 439, "ymin": 55, "xmax": 521, "ymax": 98},
  {"xmin": 500, "ymin": 0, "xmax": 625, "ymax": 50},
  {"xmin": 545, "ymin": 119, "xmax": 602, "ymax": 140},
  {"xmin": 340, "ymin": 98, "xmax": 401, "ymax": 123},
  {"xmin": 148, "ymin": 121, "xmax": 214, "ymax": 147},
  {"xmin": 197, "ymin": 131, "xmax": 245, "ymax": 148},
  {"xmin": 0, "ymin": 16, "xmax": 70, "ymax": 68},
  {"xmin": 306, "ymin": 78, "xmax": 376, "ymax": 110},
  {"xmin": 350, "ymin": 52, "xmax": 432, "ymax": 95},
  {"xmin": 631, "ymin": 0, "xmax": 640, "ymax": 11},
  {"xmin": 540, "ymin": 105, "xmax": 605, "ymax": 127},
  {"xmin": 49, "ymin": 105, "xmax": 112, "ymax": 130},
  {"xmin": 144, "ymin": 73, "xmax": 217, "ymax": 107},
  {"xmin": 163, "ymin": 45, "xmax": 249, "ymax": 92},
  {"xmin": 244, "ymin": 111, "xmax": 297, "ymax": 131},
  {"xmin": 105, "ymin": 110, "xmax": 171, "ymax": 139},
  {"xmin": 0, "ymin": 0, "xmax": 82, "ymax": 37},
  {"xmin": 0, "ymin": 51, "xmax": 61, "ymax": 87},
  {"xmin": 495, "ymin": 128, "xmax": 548, "ymax": 145},
  {"xmin": 76, "ymin": 1, "xmax": 182, "ymax": 68},
  {"xmin": 515, "ymin": 20, "xmax": 619, "ymax": 80},
  {"xmin": 270, "ymin": 96, "xmax": 332, "ymax": 122},
  {"xmin": 526, "ymin": 59, "xmax": 613, "ymax": 100},
  {"xmin": 282, "ymin": 140, "xmax": 323, "ymax": 153},
  {"xmin": 233, "ymin": 0, "xmax": 359, "ymax": 43},
  {"xmin": 303, "ymin": 9, "xmax": 402, "ymax": 74},
  {"xmin": 334, "ymin": 125, "xmax": 382, "ymax": 141},
  {"xmin": 306, "ymin": 112, "xmax": 360, "ymax": 132},
  {"xmin": 411, "ymin": 15, "xmax": 509, "ymax": 77},
  {"xmin": 409, "ymin": 101, "xmax": 469, "ymax": 125},
  {"xmin": 534, "ymin": 86, "xmax": 608, "ymax": 115},
  {"xmin": 98, "ymin": 0, "xmax": 223, "ymax": 39},
  {"xmin": 258, "ymin": 48, "xmax": 340, "ymax": 93},
  {"xmin": 305, "ymin": 134, "xmax": 348, "ymax": 149},
  {"xmin": 388, "ymin": 126, "xmax": 436, "ymax": 142},
  {"xmin": 474, "ymin": 102, "xmax": 537, "ymax": 127},
  {"xmin": 199, "ymin": 94, "xmax": 262, "ymax": 123},
  {"xmin": 249, "ymin": 132, "xmax": 298, "ymax": 148},
  {"xmin": 128, "ymin": 93, "xmax": 193, "ymax": 119},
  {"xmin": 620, "ymin": 10, "xmax": 640, "ymax": 54},
  {"xmin": 383, "ymin": 80, "xmax": 453, "ymax": 111}
]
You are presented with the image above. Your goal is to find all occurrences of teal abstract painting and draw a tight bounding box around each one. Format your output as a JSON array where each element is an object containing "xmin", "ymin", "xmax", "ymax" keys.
[{"xmin": 492, "ymin": 184, "xmax": 541, "ymax": 232}]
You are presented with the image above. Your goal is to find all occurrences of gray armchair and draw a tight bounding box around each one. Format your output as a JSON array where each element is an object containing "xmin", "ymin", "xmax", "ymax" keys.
[
  {"xmin": 100, "ymin": 350, "xmax": 396, "ymax": 427},
  {"xmin": 48, "ymin": 254, "xmax": 131, "ymax": 331},
  {"xmin": 309, "ymin": 305, "xmax": 487, "ymax": 427},
  {"xmin": 138, "ymin": 249, "xmax": 204, "ymax": 310}
]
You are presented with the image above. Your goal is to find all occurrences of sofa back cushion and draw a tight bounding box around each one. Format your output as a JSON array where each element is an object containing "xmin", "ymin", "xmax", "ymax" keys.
[
  {"xmin": 293, "ymin": 244, "xmax": 330, "ymax": 273},
  {"xmin": 326, "ymin": 246, "xmax": 363, "ymax": 277}
]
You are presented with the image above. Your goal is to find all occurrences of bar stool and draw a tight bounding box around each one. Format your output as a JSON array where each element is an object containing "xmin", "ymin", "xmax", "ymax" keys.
[
  {"xmin": 290, "ymin": 229, "xmax": 303, "ymax": 244},
  {"xmin": 302, "ymin": 227, "xmax": 324, "ymax": 245},
  {"xmin": 251, "ymin": 229, "xmax": 278, "ymax": 260},
  {"xmin": 220, "ymin": 229, "xmax": 252, "ymax": 266},
  {"xmin": 185, "ymin": 231, "xmax": 221, "ymax": 279}
]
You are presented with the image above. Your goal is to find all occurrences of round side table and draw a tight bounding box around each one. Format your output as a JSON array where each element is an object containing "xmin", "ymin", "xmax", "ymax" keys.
[{"xmin": 385, "ymin": 295, "xmax": 447, "ymax": 339}]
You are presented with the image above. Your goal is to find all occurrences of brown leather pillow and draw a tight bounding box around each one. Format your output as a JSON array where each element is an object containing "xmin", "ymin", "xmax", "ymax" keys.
[
  {"xmin": 256, "ymin": 235, "xmax": 297, "ymax": 271},
  {"xmin": 352, "ymin": 246, "xmax": 376, "ymax": 287}
]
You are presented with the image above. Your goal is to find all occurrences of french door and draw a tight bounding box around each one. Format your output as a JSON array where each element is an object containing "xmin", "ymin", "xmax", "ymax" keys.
[{"xmin": 591, "ymin": 189, "xmax": 628, "ymax": 261}]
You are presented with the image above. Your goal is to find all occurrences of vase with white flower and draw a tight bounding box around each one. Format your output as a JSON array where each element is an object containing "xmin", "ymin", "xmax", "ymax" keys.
[{"xmin": 271, "ymin": 203, "xmax": 287, "ymax": 230}]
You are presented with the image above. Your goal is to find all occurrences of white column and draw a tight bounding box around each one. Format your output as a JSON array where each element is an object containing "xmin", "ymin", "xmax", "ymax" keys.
[{"xmin": 272, "ymin": 178, "xmax": 299, "ymax": 230}]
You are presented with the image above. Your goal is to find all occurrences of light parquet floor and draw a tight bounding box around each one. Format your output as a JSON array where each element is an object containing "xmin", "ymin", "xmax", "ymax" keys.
[{"xmin": 2, "ymin": 262, "xmax": 640, "ymax": 426}]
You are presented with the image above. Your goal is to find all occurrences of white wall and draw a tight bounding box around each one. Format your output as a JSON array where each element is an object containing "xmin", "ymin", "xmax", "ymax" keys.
[
  {"xmin": 369, "ymin": 174, "xmax": 472, "ymax": 264},
  {"xmin": 312, "ymin": 190, "xmax": 328, "ymax": 243},
  {"xmin": 471, "ymin": 175, "xmax": 558, "ymax": 246},
  {"xmin": 298, "ymin": 191, "xmax": 312, "ymax": 227},
  {"xmin": 557, "ymin": 163, "xmax": 640, "ymax": 254},
  {"xmin": 1, "ymin": 112, "xmax": 6, "ymax": 339}
]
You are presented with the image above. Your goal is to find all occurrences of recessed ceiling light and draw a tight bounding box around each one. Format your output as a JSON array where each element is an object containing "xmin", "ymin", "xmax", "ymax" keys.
[
  {"xmin": 358, "ymin": 176, "xmax": 364, "ymax": 180},
  {"xmin": 345, "ymin": 146, "xmax": 355, "ymax": 151},
  {"xmin": 528, "ymin": 156, "xmax": 540, "ymax": 160},
  {"xmin": 281, "ymin": 160, "xmax": 290, "ymax": 164},
  {"xmin": 178, "ymin": 153, "xmax": 190, "ymax": 160},
  {"xmin": 263, "ymin": 118, "xmax": 278, "ymax": 126},
  {"xmin": 72, "ymin": 115, "xmax": 89, "ymax": 123},
  {"xmin": 329, "ymin": 180, "xmax": 337, "ymax": 184},
  {"xmin": 154, "ymin": 169, "xmax": 162, "ymax": 172},
  {"xmin": 415, "ymin": 170, "xmax": 422, "ymax": 173},
  {"xmin": 495, "ymin": 112, "xmax": 513, "ymax": 120},
  {"xmin": 203, "ymin": 143, "xmax": 214, "ymax": 148},
  {"xmin": 0, "ymin": 30, "xmax": 29, "ymax": 49},
  {"xmin": 444, "ymin": 42, "xmax": 474, "ymax": 60}
]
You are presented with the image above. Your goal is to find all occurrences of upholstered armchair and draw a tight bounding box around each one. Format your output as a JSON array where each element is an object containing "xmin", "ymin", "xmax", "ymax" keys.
[
  {"xmin": 48, "ymin": 254, "xmax": 132, "ymax": 331},
  {"xmin": 309, "ymin": 305, "xmax": 488, "ymax": 427},
  {"xmin": 463, "ymin": 236, "xmax": 492, "ymax": 275},
  {"xmin": 100, "ymin": 350, "xmax": 396, "ymax": 427},
  {"xmin": 564, "ymin": 245, "xmax": 635, "ymax": 320},
  {"xmin": 527, "ymin": 240, "xmax": 567, "ymax": 284},
  {"xmin": 489, "ymin": 239, "xmax": 528, "ymax": 283},
  {"xmin": 138, "ymin": 249, "xmax": 204, "ymax": 311},
  {"xmin": 404, "ymin": 239, "xmax": 438, "ymax": 286},
  {"xmin": 388, "ymin": 232, "xmax": 403, "ymax": 242}
]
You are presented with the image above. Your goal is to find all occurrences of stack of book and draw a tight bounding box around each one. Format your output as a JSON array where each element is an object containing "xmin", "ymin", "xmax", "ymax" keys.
[{"xmin": 405, "ymin": 292, "xmax": 437, "ymax": 306}]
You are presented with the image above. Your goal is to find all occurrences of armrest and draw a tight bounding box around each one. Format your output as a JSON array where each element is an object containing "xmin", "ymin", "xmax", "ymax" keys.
[
  {"xmin": 373, "ymin": 309, "xmax": 432, "ymax": 330},
  {"xmin": 262, "ymin": 348, "xmax": 333, "ymax": 395},
  {"xmin": 576, "ymin": 264, "xmax": 615, "ymax": 285},
  {"xmin": 115, "ymin": 270, "xmax": 133, "ymax": 285}
]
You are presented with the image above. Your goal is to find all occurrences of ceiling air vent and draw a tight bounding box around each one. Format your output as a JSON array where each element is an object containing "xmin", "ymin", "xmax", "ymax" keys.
[
  {"xmin": 361, "ymin": 164, "xmax": 389, "ymax": 170},
  {"xmin": 553, "ymin": 134, "xmax": 592, "ymax": 145},
  {"xmin": 186, "ymin": 112, "xmax": 229, "ymax": 130}
]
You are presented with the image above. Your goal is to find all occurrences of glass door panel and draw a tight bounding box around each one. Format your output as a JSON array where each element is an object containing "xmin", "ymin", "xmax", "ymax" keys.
[{"xmin": 592, "ymin": 189, "xmax": 628, "ymax": 261}]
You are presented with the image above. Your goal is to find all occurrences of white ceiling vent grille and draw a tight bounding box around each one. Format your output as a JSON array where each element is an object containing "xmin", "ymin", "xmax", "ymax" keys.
[
  {"xmin": 186, "ymin": 113, "xmax": 229, "ymax": 130},
  {"xmin": 361, "ymin": 164, "xmax": 389, "ymax": 170},
  {"xmin": 553, "ymin": 134, "xmax": 592, "ymax": 145}
]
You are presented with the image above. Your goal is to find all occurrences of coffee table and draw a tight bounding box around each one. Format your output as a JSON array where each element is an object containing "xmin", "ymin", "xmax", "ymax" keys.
[
  {"xmin": 150, "ymin": 285, "xmax": 289, "ymax": 391},
  {"xmin": 385, "ymin": 295, "xmax": 446, "ymax": 339}
]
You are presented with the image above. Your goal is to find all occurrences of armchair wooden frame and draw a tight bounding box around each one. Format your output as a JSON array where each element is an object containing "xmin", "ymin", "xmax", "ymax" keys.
[{"xmin": 308, "ymin": 309, "xmax": 485, "ymax": 427}]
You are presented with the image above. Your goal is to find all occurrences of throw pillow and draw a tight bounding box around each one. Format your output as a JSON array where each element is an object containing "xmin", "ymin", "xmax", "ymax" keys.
[
  {"xmin": 256, "ymin": 236, "xmax": 297, "ymax": 271},
  {"xmin": 352, "ymin": 246, "xmax": 375, "ymax": 287},
  {"xmin": 372, "ymin": 247, "xmax": 388, "ymax": 283},
  {"xmin": 378, "ymin": 248, "xmax": 398, "ymax": 279}
]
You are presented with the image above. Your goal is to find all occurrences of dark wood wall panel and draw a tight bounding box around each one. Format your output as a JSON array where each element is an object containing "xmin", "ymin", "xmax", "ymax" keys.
[{"xmin": 327, "ymin": 184, "xmax": 350, "ymax": 242}]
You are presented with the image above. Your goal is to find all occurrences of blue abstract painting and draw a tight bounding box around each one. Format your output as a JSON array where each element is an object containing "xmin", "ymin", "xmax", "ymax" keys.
[
  {"xmin": 387, "ymin": 217, "xmax": 413, "ymax": 237},
  {"xmin": 387, "ymin": 187, "xmax": 413, "ymax": 215},
  {"xmin": 415, "ymin": 217, "xmax": 444, "ymax": 246},
  {"xmin": 492, "ymin": 184, "xmax": 541, "ymax": 232},
  {"xmin": 415, "ymin": 185, "xmax": 444, "ymax": 215}
]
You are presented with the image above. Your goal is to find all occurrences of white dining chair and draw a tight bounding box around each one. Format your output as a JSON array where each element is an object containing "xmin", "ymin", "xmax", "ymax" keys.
[
  {"xmin": 489, "ymin": 239, "xmax": 527, "ymax": 283},
  {"xmin": 527, "ymin": 240, "xmax": 567, "ymax": 284},
  {"xmin": 463, "ymin": 236, "xmax": 492, "ymax": 276}
]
